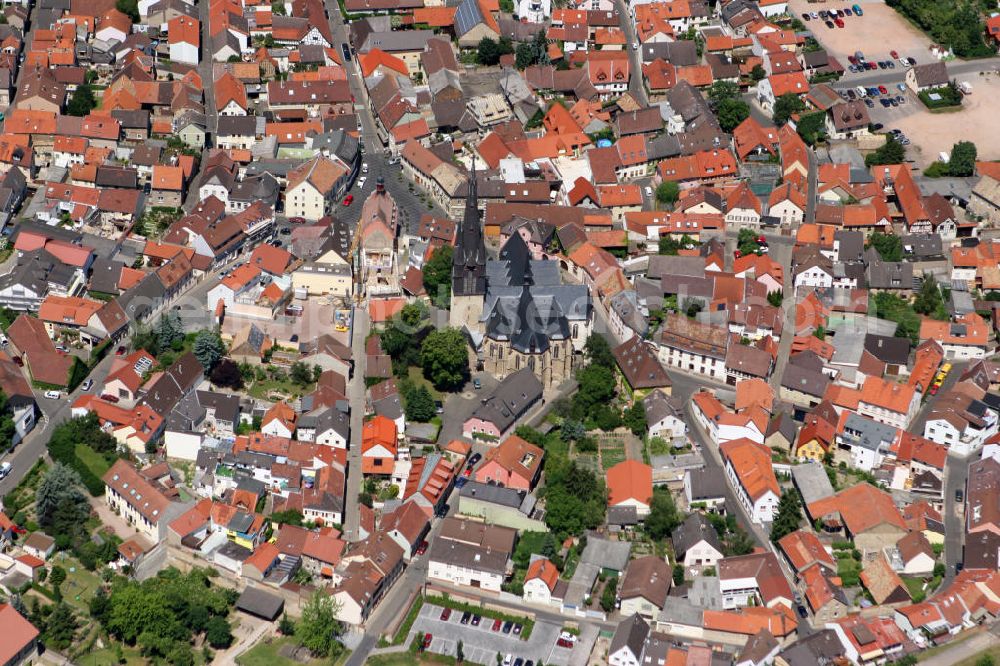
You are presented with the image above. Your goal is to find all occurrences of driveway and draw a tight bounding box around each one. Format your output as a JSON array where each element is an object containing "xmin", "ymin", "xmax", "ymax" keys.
[{"xmin": 413, "ymin": 602, "xmax": 564, "ymax": 666}]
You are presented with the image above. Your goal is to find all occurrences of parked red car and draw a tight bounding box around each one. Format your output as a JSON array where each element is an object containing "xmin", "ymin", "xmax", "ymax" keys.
[
  {"xmin": 440, "ymin": 608, "xmax": 451, "ymax": 621},
  {"xmin": 890, "ymin": 50, "xmax": 899, "ymax": 59},
  {"xmin": 422, "ymin": 634, "xmax": 433, "ymax": 650},
  {"xmin": 492, "ymin": 619, "xmax": 503, "ymax": 631},
  {"xmin": 342, "ymin": 194, "xmax": 354, "ymax": 206},
  {"xmin": 288, "ymin": 217, "xmax": 306, "ymax": 224},
  {"xmin": 100, "ymin": 394, "xmax": 120, "ymax": 403},
  {"xmin": 834, "ymin": 17, "xmax": 844, "ymax": 27},
  {"xmin": 416, "ymin": 540, "xmax": 429, "ymax": 555}
]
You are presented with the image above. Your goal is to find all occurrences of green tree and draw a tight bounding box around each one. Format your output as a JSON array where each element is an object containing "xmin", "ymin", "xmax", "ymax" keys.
[
  {"xmin": 67, "ymin": 85, "xmax": 97, "ymax": 116},
  {"xmin": 515, "ymin": 42, "xmax": 536, "ymax": 70},
  {"xmin": 658, "ymin": 234, "xmax": 694, "ymax": 255},
  {"xmin": 205, "ymin": 616, "xmax": 233, "ymax": 649},
  {"xmin": 422, "ymin": 245, "xmax": 453, "ymax": 308},
  {"xmin": 420, "ymin": 328, "xmax": 470, "ymax": 391},
  {"xmin": 707, "ymin": 80, "xmax": 740, "ymax": 105},
  {"xmin": 584, "ymin": 334, "xmax": 615, "ymax": 369},
  {"xmin": 278, "ymin": 613, "xmax": 296, "ymax": 635},
  {"xmin": 717, "ymin": 98, "xmax": 750, "ymax": 132},
  {"xmin": 192, "ymin": 330, "xmax": 225, "ymax": 370},
  {"xmin": 155, "ymin": 312, "xmax": 183, "ymax": 352},
  {"xmin": 290, "ymin": 361, "xmax": 313, "ymax": 386},
  {"xmin": 737, "ymin": 228, "xmax": 760, "ymax": 256},
  {"xmin": 773, "ymin": 93, "xmax": 806, "ymax": 126},
  {"xmin": 296, "ymin": 591, "xmax": 343, "ymax": 658},
  {"xmin": 35, "ymin": 463, "xmax": 89, "ymax": 531},
  {"xmin": 560, "ymin": 419, "xmax": 586, "ymax": 442},
  {"xmin": 600, "ymin": 575, "xmax": 618, "ymax": 612},
  {"xmin": 656, "ymin": 181, "xmax": 680, "ymax": 206},
  {"xmin": 399, "ymin": 302, "xmax": 427, "ymax": 329},
  {"xmin": 403, "ymin": 383, "xmax": 436, "ymax": 422},
  {"xmin": 866, "ymin": 232, "xmax": 903, "ymax": 262},
  {"xmin": 270, "ymin": 509, "xmax": 304, "ymax": 526},
  {"xmin": 572, "ymin": 364, "xmax": 616, "ymax": 419},
  {"xmin": 115, "ymin": 0, "xmax": 139, "ymax": 21},
  {"xmin": 477, "ymin": 36, "xmax": 513, "ymax": 65},
  {"xmin": 750, "ymin": 64, "xmax": 766, "ymax": 81},
  {"xmin": 769, "ymin": 490, "xmax": 803, "ymax": 543},
  {"xmin": 948, "ymin": 140, "xmax": 977, "ymax": 177},
  {"xmin": 672, "ymin": 563, "xmax": 685, "ymax": 586},
  {"xmin": 767, "ymin": 290, "xmax": 783, "ymax": 307},
  {"xmin": 50, "ymin": 565, "xmax": 67, "ymax": 587},
  {"xmin": 44, "ymin": 602, "xmax": 78, "ymax": 650},
  {"xmin": 622, "ymin": 402, "xmax": 647, "ymax": 437},
  {"xmin": 645, "ymin": 487, "xmax": 681, "ymax": 540},
  {"xmin": 865, "ymin": 137, "xmax": 906, "ymax": 166},
  {"xmin": 913, "ymin": 274, "xmax": 946, "ymax": 318}
]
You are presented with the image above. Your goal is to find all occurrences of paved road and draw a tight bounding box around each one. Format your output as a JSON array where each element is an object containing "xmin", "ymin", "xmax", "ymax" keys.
[
  {"xmin": 919, "ymin": 627, "xmax": 1000, "ymax": 666},
  {"xmin": 0, "ymin": 353, "xmax": 117, "ymax": 497},
  {"xmin": 197, "ymin": 0, "xmax": 218, "ymax": 136},
  {"xmin": 832, "ymin": 57, "xmax": 1000, "ymax": 90},
  {"xmin": 341, "ymin": 307, "xmax": 367, "ymax": 542},
  {"xmin": 613, "ymin": 0, "xmax": 649, "ymax": 108},
  {"xmin": 325, "ymin": 3, "xmax": 444, "ymax": 233}
]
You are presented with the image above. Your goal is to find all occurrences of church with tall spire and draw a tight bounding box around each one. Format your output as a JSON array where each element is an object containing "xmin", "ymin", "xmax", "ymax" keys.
[{"xmin": 448, "ymin": 161, "xmax": 488, "ymax": 335}]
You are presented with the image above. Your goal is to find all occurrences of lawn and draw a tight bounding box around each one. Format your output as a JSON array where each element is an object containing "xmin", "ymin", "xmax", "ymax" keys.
[
  {"xmin": 946, "ymin": 645, "xmax": 1000, "ymax": 666},
  {"xmin": 236, "ymin": 636, "xmax": 327, "ymax": 666},
  {"xmin": 902, "ymin": 576, "xmax": 927, "ymax": 601},
  {"xmin": 75, "ymin": 443, "xmax": 112, "ymax": 482},
  {"xmin": 837, "ymin": 557, "xmax": 861, "ymax": 587},
  {"xmin": 52, "ymin": 553, "xmax": 103, "ymax": 611},
  {"xmin": 246, "ymin": 377, "xmax": 314, "ymax": 400},
  {"xmin": 600, "ymin": 446, "xmax": 626, "ymax": 471},
  {"xmin": 367, "ymin": 655, "xmax": 457, "ymax": 666},
  {"xmin": 78, "ymin": 644, "xmax": 146, "ymax": 666},
  {"xmin": 407, "ymin": 366, "xmax": 441, "ymax": 400}
]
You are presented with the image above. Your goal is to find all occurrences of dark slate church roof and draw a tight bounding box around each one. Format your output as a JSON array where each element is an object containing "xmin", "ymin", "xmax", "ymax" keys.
[{"xmin": 452, "ymin": 161, "xmax": 486, "ymax": 297}]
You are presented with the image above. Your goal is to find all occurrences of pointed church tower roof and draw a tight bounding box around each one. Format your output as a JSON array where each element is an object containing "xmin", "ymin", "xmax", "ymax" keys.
[{"xmin": 452, "ymin": 157, "xmax": 487, "ymax": 297}]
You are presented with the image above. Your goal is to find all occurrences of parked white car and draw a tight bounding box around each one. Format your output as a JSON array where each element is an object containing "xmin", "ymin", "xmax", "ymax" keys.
[{"xmin": 44, "ymin": 390, "xmax": 62, "ymax": 399}]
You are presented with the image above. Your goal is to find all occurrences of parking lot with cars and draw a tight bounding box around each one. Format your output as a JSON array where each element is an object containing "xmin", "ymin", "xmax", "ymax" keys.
[
  {"xmin": 789, "ymin": 0, "xmax": 938, "ymax": 70},
  {"xmin": 410, "ymin": 602, "xmax": 582, "ymax": 666}
]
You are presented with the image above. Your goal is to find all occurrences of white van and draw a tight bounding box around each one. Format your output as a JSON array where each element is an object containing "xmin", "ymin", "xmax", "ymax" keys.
[{"xmin": 855, "ymin": 86, "xmax": 867, "ymax": 98}]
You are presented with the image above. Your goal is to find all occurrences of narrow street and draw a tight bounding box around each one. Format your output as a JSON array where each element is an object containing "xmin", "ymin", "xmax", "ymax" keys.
[
  {"xmin": 341, "ymin": 307, "xmax": 368, "ymax": 542},
  {"xmin": 611, "ymin": 0, "xmax": 648, "ymax": 108}
]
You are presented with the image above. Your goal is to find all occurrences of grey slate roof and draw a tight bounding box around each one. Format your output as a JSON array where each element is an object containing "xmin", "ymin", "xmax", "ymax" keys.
[
  {"xmin": 609, "ymin": 614, "xmax": 649, "ymax": 661},
  {"xmin": 791, "ymin": 461, "xmax": 835, "ymax": 506},
  {"xmin": 686, "ymin": 467, "xmax": 726, "ymax": 502},
  {"xmin": 671, "ymin": 513, "xmax": 723, "ymax": 559},
  {"xmin": 466, "ymin": 367, "xmax": 543, "ymax": 434}
]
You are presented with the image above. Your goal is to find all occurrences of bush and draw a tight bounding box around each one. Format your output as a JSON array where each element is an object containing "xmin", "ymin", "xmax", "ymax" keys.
[{"xmin": 918, "ymin": 84, "xmax": 963, "ymax": 109}]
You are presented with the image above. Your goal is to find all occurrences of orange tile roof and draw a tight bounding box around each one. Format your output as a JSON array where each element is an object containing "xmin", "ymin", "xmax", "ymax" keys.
[
  {"xmin": 360, "ymin": 48, "xmax": 409, "ymax": 78},
  {"xmin": 606, "ymin": 460, "xmax": 652, "ymax": 507},
  {"xmin": 151, "ymin": 164, "xmax": 184, "ymax": 191},
  {"xmin": 38, "ymin": 295, "xmax": 102, "ymax": 327},
  {"xmin": 702, "ymin": 606, "xmax": 796, "ymax": 637},
  {"xmin": 368, "ymin": 297, "xmax": 406, "ymax": 323},
  {"xmin": 525, "ymin": 558, "xmax": 560, "ymax": 592},
  {"xmin": 168, "ymin": 15, "xmax": 199, "ymax": 46},
  {"xmin": 779, "ymin": 529, "xmax": 836, "ymax": 572},
  {"xmin": 362, "ymin": 415, "xmax": 397, "ymax": 451},
  {"xmin": 807, "ymin": 483, "xmax": 906, "ymax": 535},
  {"xmin": 919, "ymin": 313, "xmax": 989, "ymax": 347},
  {"xmin": 676, "ymin": 64, "xmax": 713, "ymax": 87},
  {"xmin": 411, "ymin": 6, "xmax": 457, "ymax": 26},
  {"xmin": 859, "ymin": 375, "xmax": 916, "ymax": 415},
  {"xmin": 248, "ymin": 243, "xmax": 293, "ymax": 275},
  {"xmin": 719, "ymin": 438, "xmax": 779, "ymax": 501}
]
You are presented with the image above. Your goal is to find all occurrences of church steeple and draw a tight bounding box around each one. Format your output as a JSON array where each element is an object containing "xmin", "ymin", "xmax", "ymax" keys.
[{"xmin": 452, "ymin": 157, "xmax": 487, "ymax": 297}]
